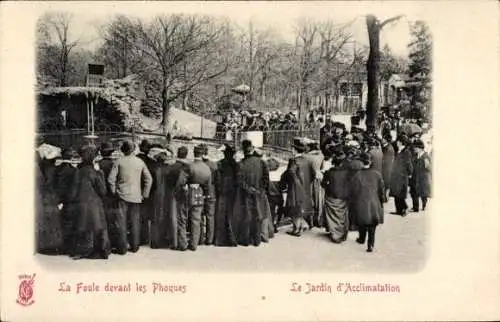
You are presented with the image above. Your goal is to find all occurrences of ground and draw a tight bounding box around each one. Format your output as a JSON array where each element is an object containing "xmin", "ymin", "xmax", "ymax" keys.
[{"xmin": 36, "ymin": 197, "xmax": 428, "ymax": 273}]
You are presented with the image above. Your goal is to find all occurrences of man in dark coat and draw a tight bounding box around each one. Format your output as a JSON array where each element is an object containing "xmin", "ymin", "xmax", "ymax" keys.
[
  {"xmin": 348, "ymin": 153, "xmax": 386, "ymax": 253},
  {"xmin": 411, "ymin": 140, "xmax": 431, "ymax": 211},
  {"xmin": 199, "ymin": 144, "xmax": 217, "ymax": 245},
  {"xmin": 389, "ymin": 135, "xmax": 413, "ymax": 216},
  {"xmin": 293, "ymin": 138, "xmax": 315, "ymax": 228},
  {"xmin": 214, "ymin": 144, "xmax": 239, "ymax": 246},
  {"xmin": 186, "ymin": 145, "xmax": 213, "ymax": 251},
  {"xmin": 381, "ymin": 135, "xmax": 395, "ymax": 201},
  {"xmin": 233, "ymin": 140, "xmax": 272, "ymax": 246}
]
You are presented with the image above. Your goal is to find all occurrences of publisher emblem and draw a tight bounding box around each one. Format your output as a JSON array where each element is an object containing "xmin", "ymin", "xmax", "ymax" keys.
[{"xmin": 16, "ymin": 273, "xmax": 36, "ymax": 306}]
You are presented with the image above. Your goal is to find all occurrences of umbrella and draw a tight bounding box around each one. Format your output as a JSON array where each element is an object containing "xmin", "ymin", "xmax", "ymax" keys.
[{"xmin": 400, "ymin": 123, "xmax": 422, "ymax": 136}]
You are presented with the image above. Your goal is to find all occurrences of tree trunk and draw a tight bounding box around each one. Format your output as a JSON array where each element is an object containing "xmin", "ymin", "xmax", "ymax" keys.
[
  {"xmin": 162, "ymin": 83, "xmax": 170, "ymax": 136},
  {"xmin": 366, "ymin": 15, "xmax": 381, "ymax": 131}
]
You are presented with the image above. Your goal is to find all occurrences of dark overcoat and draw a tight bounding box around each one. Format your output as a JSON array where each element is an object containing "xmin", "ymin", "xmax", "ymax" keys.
[
  {"xmin": 151, "ymin": 160, "xmax": 189, "ymax": 249},
  {"xmin": 348, "ymin": 168, "xmax": 385, "ymax": 226},
  {"xmin": 389, "ymin": 147, "xmax": 413, "ymax": 198},
  {"xmin": 70, "ymin": 165, "xmax": 108, "ymax": 233},
  {"xmin": 413, "ymin": 152, "xmax": 432, "ymax": 197},
  {"xmin": 232, "ymin": 154, "xmax": 272, "ymax": 245},
  {"xmin": 279, "ymin": 162, "xmax": 307, "ymax": 210},
  {"xmin": 294, "ymin": 154, "xmax": 315, "ymax": 213},
  {"xmin": 214, "ymin": 158, "xmax": 239, "ymax": 246},
  {"xmin": 369, "ymin": 147, "xmax": 384, "ymax": 175},
  {"xmin": 382, "ymin": 144, "xmax": 395, "ymax": 187}
]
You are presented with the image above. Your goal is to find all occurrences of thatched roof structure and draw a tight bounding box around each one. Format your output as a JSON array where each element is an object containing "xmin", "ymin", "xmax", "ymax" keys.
[{"xmin": 36, "ymin": 75, "xmax": 144, "ymax": 130}]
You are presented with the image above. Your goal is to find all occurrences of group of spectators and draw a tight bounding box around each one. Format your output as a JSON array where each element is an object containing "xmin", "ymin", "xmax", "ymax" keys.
[{"xmin": 35, "ymin": 101, "xmax": 431, "ymax": 258}]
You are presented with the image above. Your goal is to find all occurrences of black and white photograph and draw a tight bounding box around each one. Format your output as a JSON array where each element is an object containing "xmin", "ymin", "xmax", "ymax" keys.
[
  {"xmin": 1, "ymin": 1, "xmax": 499, "ymax": 321},
  {"xmin": 34, "ymin": 5, "xmax": 433, "ymax": 271}
]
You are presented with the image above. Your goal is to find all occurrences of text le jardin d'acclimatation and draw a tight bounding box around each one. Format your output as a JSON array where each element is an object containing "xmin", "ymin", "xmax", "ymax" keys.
[{"xmin": 57, "ymin": 281, "xmax": 400, "ymax": 295}]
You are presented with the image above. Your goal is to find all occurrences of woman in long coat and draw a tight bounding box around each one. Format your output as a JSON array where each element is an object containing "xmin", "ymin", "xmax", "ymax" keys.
[
  {"xmin": 280, "ymin": 158, "xmax": 308, "ymax": 236},
  {"xmin": 305, "ymin": 141, "xmax": 325, "ymax": 228},
  {"xmin": 389, "ymin": 136, "xmax": 413, "ymax": 216},
  {"xmin": 412, "ymin": 140, "xmax": 432, "ymax": 211},
  {"xmin": 55, "ymin": 148, "xmax": 79, "ymax": 255},
  {"xmin": 213, "ymin": 145, "xmax": 238, "ymax": 246},
  {"xmin": 70, "ymin": 145, "xmax": 110, "ymax": 259},
  {"xmin": 36, "ymin": 155, "xmax": 64, "ymax": 255},
  {"xmin": 150, "ymin": 153, "xmax": 178, "ymax": 249},
  {"xmin": 321, "ymin": 149, "xmax": 349, "ymax": 243},
  {"xmin": 348, "ymin": 153, "xmax": 386, "ymax": 252}
]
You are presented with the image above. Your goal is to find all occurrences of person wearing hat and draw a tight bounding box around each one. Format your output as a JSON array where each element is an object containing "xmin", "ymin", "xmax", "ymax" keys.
[
  {"xmin": 189, "ymin": 144, "xmax": 216, "ymax": 247},
  {"xmin": 97, "ymin": 141, "xmax": 121, "ymax": 252},
  {"xmin": 321, "ymin": 147, "xmax": 350, "ymax": 243},
  {"xmin": 55, "ymin": 147, "xmax": 80, "ymax": 255},
  {"xmin": 287, "ymin": 138, "xmax": 315, "ymax": 232},
  {"xmin": 70, "ymin": 144, "xmax": 111, "ymax": 259},
  {"xmin": 151, "ymin": 146, "xmax": 190, "ymax": 250},
  {"xmin": 108, "ymin": 140, "xmax": 153, "ymax": 254},
  {"xmin": 36, "ymin": 145, "xmax": 64, "ymax": 255},
  {"xmin": 304, "ymin": 139, "xmax": 325, "ymax": 228},
  {"xmin": 279, "ymin": 158, "xmax": 308, "ymax": 237},
  {"xmin": 389, "ymin": 135, "xmax": 413, "ymax": 216},
  {"xmin": 213, "ymin": 144, "xmax": 239, "ymax": 246},
  {"xmin": 233, "ymin": 139, "xmax": 272, "ymax": 246},
  {"xmin": 410, "ymin": 140, "xmax": 431, "ymax": 212},
  {"xmin": 347, "ymin": 152, "xmax": 386, "ymax": 253}
]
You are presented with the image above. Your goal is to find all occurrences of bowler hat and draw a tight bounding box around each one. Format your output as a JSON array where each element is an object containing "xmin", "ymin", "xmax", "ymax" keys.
[{"xmin": 100, "ymin": 141, "xmax": 115, "ymax": 153}]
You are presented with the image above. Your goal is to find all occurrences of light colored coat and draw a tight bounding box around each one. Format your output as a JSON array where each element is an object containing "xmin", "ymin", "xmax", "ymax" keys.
[{"xmin": 108, "ymin": 155, "xmax": 153, "ymax": 203}]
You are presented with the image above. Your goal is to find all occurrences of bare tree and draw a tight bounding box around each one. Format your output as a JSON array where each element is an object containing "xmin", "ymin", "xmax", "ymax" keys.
[
  {"xmin": 44, "ymin": 13, "xmax": 79, "ymax": 86},
  {"xmin": 98, "ymin": 15, "xmax": 142, "ymax": 79},
  {"xmin": 133, "ymin": 14, "xmax": 230, "ymax": 134}
]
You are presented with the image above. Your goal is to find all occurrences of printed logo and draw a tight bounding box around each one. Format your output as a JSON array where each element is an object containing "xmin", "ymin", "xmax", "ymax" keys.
[{"xmin": 16, "ymin": 273, "xmax": 36, "ymax": 306}]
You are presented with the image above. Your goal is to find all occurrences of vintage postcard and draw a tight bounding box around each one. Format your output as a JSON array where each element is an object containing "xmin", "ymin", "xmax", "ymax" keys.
[{"xmin": 1, "ymin": 1, "xmax": 499, "ymax": 321}]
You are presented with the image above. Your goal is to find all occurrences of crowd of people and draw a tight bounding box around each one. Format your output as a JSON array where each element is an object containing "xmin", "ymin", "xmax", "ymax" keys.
[{"xmin": 35, "ymin": 108, "xmax": 431, "ymax": 258}]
